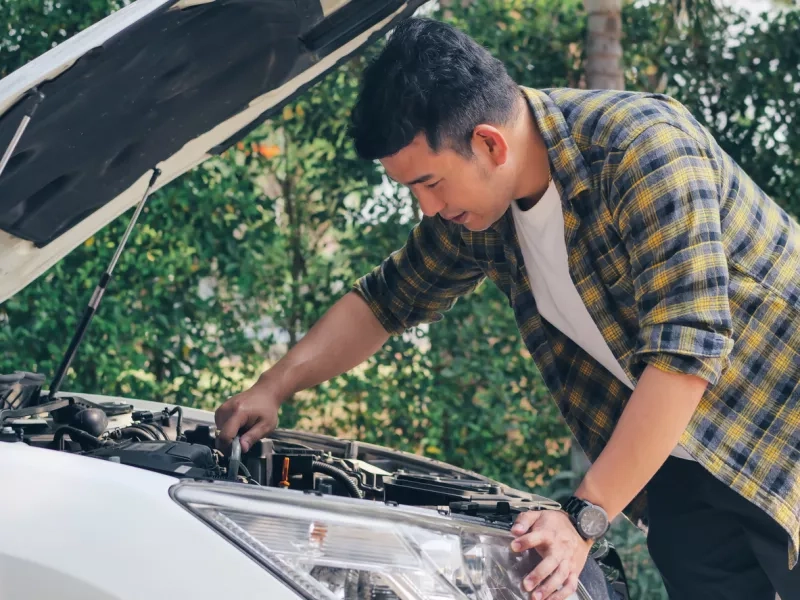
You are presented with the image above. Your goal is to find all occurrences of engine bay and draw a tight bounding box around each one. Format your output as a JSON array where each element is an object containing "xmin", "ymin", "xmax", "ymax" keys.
[
  {"xmin": 1, "ymin": 375, "xmax": 630, "ymax": 599},
  {"xmin": 0, "ymin": 382, "xmax": 557, "ymax": 521}
]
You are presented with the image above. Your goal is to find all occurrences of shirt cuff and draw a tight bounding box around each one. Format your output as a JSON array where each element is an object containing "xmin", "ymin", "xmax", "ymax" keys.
[
  {"xmin": 351, "ymin": 277, "xmax": 407, "ymax": 336},
  {"xmin": 636, "ymin": 324, "xmax": 733, "ymax": 385}
]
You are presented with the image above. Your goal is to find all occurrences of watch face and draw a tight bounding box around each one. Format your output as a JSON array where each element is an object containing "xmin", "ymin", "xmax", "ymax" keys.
[{"xmin": 578, "ymin": 506, "xmax": 608, "ymax": 538}]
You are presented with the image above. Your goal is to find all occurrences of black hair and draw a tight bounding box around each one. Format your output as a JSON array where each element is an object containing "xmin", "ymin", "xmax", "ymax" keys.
[{"xmin": 349, "ymin": 18, "xmax": 521, "ymax": 160}]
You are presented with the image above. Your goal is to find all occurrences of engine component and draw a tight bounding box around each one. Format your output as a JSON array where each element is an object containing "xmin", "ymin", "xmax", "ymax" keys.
[
  {"xmin": 83, "ymin": 440, "xmax": 221, "ymax": 479},
  {"xmin": 184, "ymin": 424, "xmax": 214, "ymax": 446},
  {"xmin": 53, "ymin": 425, "xmax": 108, "ymax": 451},
  {"xmin": 50, "ymin": 396, "xmax": 133, "ymax": 426},
  {"xmin": 268, "ymin": 447, "xmax": 316, "ymax": 488},
  {"xmin": 243, "ymin": 438, "xmax": 274, "ymax": 487},
  {"xmin": 117, "ymin": 424, "xmax": 158, "ymax": 441},
  {"xmin": 248, "ymin": 445, "xmax": 366, "ymax": 498},
  {"xmin": 70, "ymin": 407, "xmax": 108, "ymax": 437},
  {"xmin": 341, "ymin": 459, "xmax": 390, "ymax": 495},
  {"xmin": 311, "ymin": 460, "xmax": 363, "ymax": 499},
  {"xmin": 0, "ymin": 396, "xmax": 72, "ymax": 424},
  {"xmin": 0, "ymin": 371, "xmax": 45, "ymax": 412},
  {"xmin": 0, "ymin": 426, "xmax": 23, "ymax": 443},
  {"xmin": 163, "ymin": 406, "xmax": 184, "ymax": 440},
  {"xmin": 137, "ymin": 422, "xmax": 168, "ymax": 440},
  {"xmin": 384, "ymin": 472, "xmax": 501, "ymax": 506},
  {"xmin": 228, "ymin": 436, "xmax": 242, "ymax": 482},
  {"xmin": 95, "ymin": 401, "xmax": 134, "ymax": 417}
]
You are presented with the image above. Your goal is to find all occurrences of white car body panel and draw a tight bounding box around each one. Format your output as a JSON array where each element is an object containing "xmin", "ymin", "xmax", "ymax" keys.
[{"xmin": 0, "ymin": 396, "xmax": 299, "ymax": 600}]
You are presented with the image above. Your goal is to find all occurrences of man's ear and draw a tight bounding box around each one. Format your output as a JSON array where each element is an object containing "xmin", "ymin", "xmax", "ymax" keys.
[{"xmin": 472, "ymin": 124, "xmax": 509, "ymax": 167}]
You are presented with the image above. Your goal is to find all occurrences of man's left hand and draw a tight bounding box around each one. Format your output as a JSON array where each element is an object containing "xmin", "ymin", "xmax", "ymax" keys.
[{"xmin": 510, "ymin": 509, "xmax": 593, "ymax": 600}]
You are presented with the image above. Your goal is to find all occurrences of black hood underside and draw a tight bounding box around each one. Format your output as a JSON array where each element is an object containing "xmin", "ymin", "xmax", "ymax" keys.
[{"xmin": 0, "ymin": 0, "xmax": 413, "ymax": 247}]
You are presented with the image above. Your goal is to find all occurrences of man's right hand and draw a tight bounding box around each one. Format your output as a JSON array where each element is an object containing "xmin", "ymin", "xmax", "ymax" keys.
[
  {"xmin": 214, "ymin": 292, "xmax": 390, "ymax": 455},
  {"xmin": 215, "ymin": 380, "xmax": 282, "ymax": 453}
]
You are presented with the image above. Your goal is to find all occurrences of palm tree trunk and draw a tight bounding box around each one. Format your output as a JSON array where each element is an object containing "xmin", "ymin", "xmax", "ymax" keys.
[{"xmin": 583, "ymin": 0, "xmax": 624, "ymax": 90}]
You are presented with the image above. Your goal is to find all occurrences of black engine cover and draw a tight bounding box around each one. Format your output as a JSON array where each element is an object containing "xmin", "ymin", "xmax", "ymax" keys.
[{"xmin": 84, "ymin": 440, "xmax": 220, "ymax": 479}]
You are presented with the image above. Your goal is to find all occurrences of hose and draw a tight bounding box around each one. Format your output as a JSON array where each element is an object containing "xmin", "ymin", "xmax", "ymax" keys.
[
  {"xmin": 312, "ymin": 461, "xmax": 363, "ymax": 498},
  {"xmin": 150, "ymin": 422, "xmax": 168, "ymax": 440},
  {"xmin": 119, "ymin": 428, "xmax": 149, "ymax": 442},
  {"xmin": 235, "ymin": 461, "xmax": 259, "ymax": 485},
  {"xmin": 120, "ymin": 424, "xmax": 157, "ymax": 441},
  {"xmin": 136, "ymin": 422, "xmax": 166, "ymax": 440},
  {"xmin": 54, "ymin": 426, "xmax": 105, "ymax": 451},
  {"xmin": 166, "ymin": 406, "xmax": 183, "ymax": 439},
  {"xmin": 228, "ymin": 436, "xmax": 242, "ymax": 481}
]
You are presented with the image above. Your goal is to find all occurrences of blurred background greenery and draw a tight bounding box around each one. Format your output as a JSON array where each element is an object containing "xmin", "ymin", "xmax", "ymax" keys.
[{"xmin": 2, "ymin": 0, "xmax": 798, "ymax": 597}]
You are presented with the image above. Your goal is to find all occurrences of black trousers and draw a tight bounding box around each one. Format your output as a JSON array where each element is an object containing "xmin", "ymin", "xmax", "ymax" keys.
[{"xmin": 645, "ymin": 457, "xmax": 800, "ymax": 599}]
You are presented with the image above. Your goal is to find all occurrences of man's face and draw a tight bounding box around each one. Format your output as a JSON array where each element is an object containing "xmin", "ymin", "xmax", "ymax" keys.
[{"xmin": 380, "ymin": 131, "xmax": 517, "ymax": 232}]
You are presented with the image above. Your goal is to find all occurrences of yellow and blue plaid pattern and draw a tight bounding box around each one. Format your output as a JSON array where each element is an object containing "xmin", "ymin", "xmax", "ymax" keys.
[{"xmin": 354, "ymin": 87, "xmax": 800, "ymax": 566}]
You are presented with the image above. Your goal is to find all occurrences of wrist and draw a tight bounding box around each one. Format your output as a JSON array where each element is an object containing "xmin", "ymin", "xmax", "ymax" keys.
[
  {"xmin": 574, "ymin": 474, "xmax": 602, "ymax": 508},
  {"xmin": 255, "ymin": 368, "xmax": 293, "ymax": 405},
  {"xmin": 575, "ymin": 470, "xmax": 620, "ymax": 521},
  {"xmin": 563, "ymin": 495, "xmax": 610, "ymax": 541}
]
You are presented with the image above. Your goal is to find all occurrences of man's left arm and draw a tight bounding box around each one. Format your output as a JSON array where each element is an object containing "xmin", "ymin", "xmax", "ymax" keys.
[
  {"xmin": 575, "ymin": 365, "xmax": 707, "ymax": 520},
  {"xmin": 511, "ymin": 123, "xmax": 735, "ymax": 600},
  {"xmin": 578, "ymin": 120, "xmax": 736, "ymax": 518}
]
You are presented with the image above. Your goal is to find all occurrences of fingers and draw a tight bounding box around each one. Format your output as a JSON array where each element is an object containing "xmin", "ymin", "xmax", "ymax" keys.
[
  {"xmin": 214, "ymin": 400, "xmax": 231, "ymax": 428},
  {"xmin": 512, "ymin": 529, "xmax": 548, "ymax": 553},
  {"xmin": 512, "ymin": 509, "xmax": 543, "ymax": 535},
  {"xmin": 548, "ymin": 575, "xmax": 579, "ymax": 600},
  {"xmin": 216, "ymin": 399, "xmax": 249, "ymax": 451},
  {"xmin": 522, "ymin": 555, "xmax": 558, "ymax": 594},
  {"xmin": 510, "ymin": 510, "xmax": 587, "ymax": 600},
  {"xmin": 215, "ymin": 386, "xmax": 280, "ymax": 453},
  {"xmin": 534, "ymin": 561, "xmax": 570, "ymax": 600},
  {"xmin": 240, "ymin": 417, "xmax": 275, "ymax": 453}
]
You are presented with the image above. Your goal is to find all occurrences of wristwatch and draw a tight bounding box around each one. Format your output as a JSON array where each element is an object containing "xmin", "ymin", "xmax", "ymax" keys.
[{"xmin": 563, "ymin": 496, "xmax": 610, "ymax": 541}]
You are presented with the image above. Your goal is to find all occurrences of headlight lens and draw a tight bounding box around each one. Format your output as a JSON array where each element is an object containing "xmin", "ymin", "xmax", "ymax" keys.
[{"xmin": 173, "ymin": 482, "xmax": 587, "ymax": 600}]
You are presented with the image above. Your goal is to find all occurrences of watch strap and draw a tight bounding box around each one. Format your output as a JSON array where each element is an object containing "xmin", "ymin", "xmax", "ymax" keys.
[
  {"xmin": 563, "ymin": 496, "xmax": 609, "ymax": 540},
  {"xmin": 563, "ymin": 495, "xmax": 589, "ymax": 519}
]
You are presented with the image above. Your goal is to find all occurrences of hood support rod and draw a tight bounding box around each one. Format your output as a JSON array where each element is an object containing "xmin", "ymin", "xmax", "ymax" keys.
[
  {"xmin": 0, "ymin": 89, "xmax": 45, "ymax": 179},
  {"xmin": 48, "ymin": 168, "xmax": 162, "ymax": 400}
]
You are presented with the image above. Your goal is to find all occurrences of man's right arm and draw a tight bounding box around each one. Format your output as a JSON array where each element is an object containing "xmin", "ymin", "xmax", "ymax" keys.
[
  {"xmin": 215, "ymin": 215, "xmax": 485, "ymax": 452},
  {"xmin": 215, "ymin": 292, "xmax": 388, "ymax": 451}
]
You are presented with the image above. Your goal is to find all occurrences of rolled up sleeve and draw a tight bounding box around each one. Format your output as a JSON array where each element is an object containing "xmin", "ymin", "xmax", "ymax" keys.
[
  {"xmin": 353, "ymin": 215, "xmax": 486, "ymax": 336},
  {"xmin": 611, "ymin": 123, "xmax": 734, "ymax": 385}
]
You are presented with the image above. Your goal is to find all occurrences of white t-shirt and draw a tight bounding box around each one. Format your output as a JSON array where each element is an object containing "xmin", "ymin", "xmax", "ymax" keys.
[{"xmin": 511, "ymin": 182, "xmax": 694, "ymax": 461}]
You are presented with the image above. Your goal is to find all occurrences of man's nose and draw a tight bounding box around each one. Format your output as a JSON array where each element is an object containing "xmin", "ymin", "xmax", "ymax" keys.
[{"xmin": 417, "ymin": 192, "xmax": 445, "ymax": 218}]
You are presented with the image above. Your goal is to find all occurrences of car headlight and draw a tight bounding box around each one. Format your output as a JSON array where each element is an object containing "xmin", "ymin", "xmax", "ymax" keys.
[{"xmin": 172, "ymin": 482, "xmax": 588, "ymax": 600}]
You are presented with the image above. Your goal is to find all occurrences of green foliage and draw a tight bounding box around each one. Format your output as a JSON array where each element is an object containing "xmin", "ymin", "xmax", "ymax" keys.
[
  {"xmin": 623, "ymin": 2, "xmax": 800, "ymax": 217},
  {"xmin": 2, "ymin": 2, "xmax": 799, "ymax": 598},
  {"xmin": 442, "ymin": 0, "xmax": 587, "ymax": 87},
  {"xmin": 0, "ymin": 0, "xmax": 131, "ymax": 78}
]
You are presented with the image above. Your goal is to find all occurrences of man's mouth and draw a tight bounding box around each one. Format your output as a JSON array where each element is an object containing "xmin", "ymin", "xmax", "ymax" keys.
[{"xmin": 446, "ymin": 211, "xmax": 468, "ymax": 224}]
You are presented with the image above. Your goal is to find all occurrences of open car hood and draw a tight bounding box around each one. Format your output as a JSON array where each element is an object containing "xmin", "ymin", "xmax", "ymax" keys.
[{"xmin": 0, "ymin": 0, "xmax": 426, "ymax": 303}]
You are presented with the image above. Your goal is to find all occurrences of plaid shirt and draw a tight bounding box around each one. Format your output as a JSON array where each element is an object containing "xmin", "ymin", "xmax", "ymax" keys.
[{"xmin": 353, "ymin": 87, "xmax": 800, "ymax": 566}]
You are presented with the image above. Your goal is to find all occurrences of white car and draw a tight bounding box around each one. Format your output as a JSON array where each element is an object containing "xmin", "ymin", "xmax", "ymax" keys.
[{"xmin": 0, "ymin": 2, "xmax": 629, "ymax": 599}]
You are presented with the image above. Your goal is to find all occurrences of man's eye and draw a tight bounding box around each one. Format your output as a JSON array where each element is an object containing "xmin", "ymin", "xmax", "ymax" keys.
[{"xmin": 426, "ymin": 180, "xmax": 441, "ymax": 189}]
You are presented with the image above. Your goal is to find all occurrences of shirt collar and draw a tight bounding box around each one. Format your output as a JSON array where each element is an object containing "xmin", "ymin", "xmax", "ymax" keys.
[
  {"xmin": 521, "ymin": 87, "xmax": 592, "ymax": 202},
  {"xmin": 489, "ymin": 87, "xmax": 591, "ymax": 238}
]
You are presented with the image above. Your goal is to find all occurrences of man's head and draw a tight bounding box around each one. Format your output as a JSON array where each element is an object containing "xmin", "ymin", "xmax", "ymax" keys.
[{"xmin": 350, "ymin": 18, "xmax": 544, "ymax": 231}]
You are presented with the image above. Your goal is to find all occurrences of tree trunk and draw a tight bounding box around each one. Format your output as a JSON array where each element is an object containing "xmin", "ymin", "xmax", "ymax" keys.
[{"xmin": 583, "ymin": 0, "xmax": 624, "ymax": 90}]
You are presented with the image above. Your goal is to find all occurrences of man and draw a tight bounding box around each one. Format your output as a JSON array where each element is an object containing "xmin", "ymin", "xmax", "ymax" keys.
[{"xmin": 215, "ymin": 17, "xmax": 800, "ymax": 600}]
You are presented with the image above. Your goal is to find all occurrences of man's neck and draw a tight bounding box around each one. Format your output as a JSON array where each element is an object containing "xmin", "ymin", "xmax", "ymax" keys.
[
  {"xmin": 511, "ymin": 92, "xmax": 551, "ymax": 212},
  {"xmin": 516, "ymin": 186, "xmax": 549, "ymax": 211}
]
